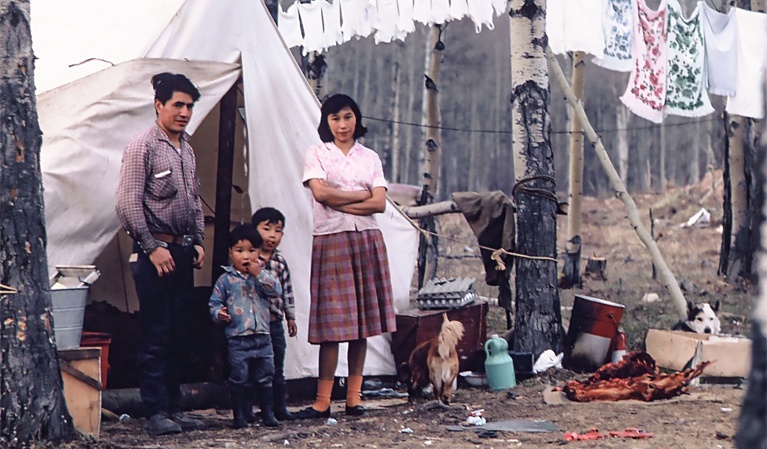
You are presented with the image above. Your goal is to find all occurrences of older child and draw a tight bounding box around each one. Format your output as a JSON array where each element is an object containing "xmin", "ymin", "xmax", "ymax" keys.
[
  {"xmin": 252, "ymin": 207, "xmax": 298, "ymax": 421},
  {"xmin": 209, "ymin": 224, "xmax": 282, "ymax": 428}
]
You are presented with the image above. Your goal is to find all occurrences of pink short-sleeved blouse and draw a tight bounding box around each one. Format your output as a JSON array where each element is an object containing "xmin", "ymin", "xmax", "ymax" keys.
[{"xmin": 302, "ymin": 141, "xmax": 388, "ymax": 236}]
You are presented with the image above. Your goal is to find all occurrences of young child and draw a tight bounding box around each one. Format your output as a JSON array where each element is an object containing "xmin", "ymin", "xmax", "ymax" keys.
[
  {"xmin": 209, "ymin": 224, "xmax": 282, "ymax": 429},
  {"xmin": 251, "ymin": 207, "xmax": 298, "ymax": 422}
]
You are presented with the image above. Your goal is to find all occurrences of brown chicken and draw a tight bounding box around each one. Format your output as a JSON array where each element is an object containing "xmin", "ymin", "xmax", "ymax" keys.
[{"xmin": 561, "ymin": 351, "xmax": 712, "ymax": 402}]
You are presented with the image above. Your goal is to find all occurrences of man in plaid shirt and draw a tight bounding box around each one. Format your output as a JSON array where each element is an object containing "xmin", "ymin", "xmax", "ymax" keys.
[{"xmin": 116, "ymin": 73, "xmax": 206, "ymax": 436}]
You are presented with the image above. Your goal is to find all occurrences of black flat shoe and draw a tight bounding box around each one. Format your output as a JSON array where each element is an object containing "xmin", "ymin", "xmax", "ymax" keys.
[
  {"xmin": 294, "ymin": 406, "xmax": 331, "ymax": 419},
  {"xmin": 345, "ymin": 405, "xmax": 366, "ymax": 416}
]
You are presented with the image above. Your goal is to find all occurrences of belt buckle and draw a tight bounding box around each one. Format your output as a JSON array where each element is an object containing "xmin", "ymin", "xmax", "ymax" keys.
[{"xmin": 182, "ymin": 235, "xmax": 194, "ymax": 247}]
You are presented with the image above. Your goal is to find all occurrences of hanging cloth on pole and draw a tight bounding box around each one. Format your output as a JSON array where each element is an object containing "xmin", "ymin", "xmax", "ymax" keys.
[
  {"xmin": 546, "ymin": 0, "xmax": 567, "ymax": 55},
  {"xmin": 374, "ymin": 0, "xmax": 400, "ymax": 44},
  {"xmin": 620, "ymin": 0, "xmax": 669, "ymax": 124},
  {"xmin": 278, "ymin": 3, "xmax": 304, "ymax": 49},
  {"xmin": 592, "ymin": 0, "xmax": 634, "ymax": 72},
  {"xmin": 297, "ymin": 0, "xmax": 326, "ymax": 55},
  {"xmin": 431, "ymin": 0, "xmax": 451, "ymax": 24},
  {"xmin": 467, "ymin": 0, "xmax": 495, "ymax": 32},
  {"xmin": 664, "ymin": 0, "xmax": 713, "ymax": 118},
  {"xmin": 699, "ymin": 1, "xmax": 738, "ymax": 97},
  {"xmin": 449, "ymin": 0, "xmax": 469, "ymax": 22},
  {"xmin": 323, "ymin": 0, "xmax": 343, "ymax": 48},
  {"xmin": 725, "ymin": 8, "xmax": 767, "ymax": 120},
  {"xmin": 412, "ymin": 0, "xmax": 432, "ymax": 25},
  {"xmin": 396, "ymin": 0, "xmax": 416, "ymax": 39},
  {"xmin": 563, "ymin": 0, "xmax": 607, "ymax": 58}
]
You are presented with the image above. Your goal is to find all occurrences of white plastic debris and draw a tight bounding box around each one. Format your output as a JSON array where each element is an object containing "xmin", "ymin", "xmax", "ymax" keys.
[
  {"xmin": 466, "ymin": 415, "xmax": 487, "ymax": 426},
  {"xmin": 424, "ymin": 441, "xmax": 433, "ymax": 446},
  {"xmin": 533, "ymin": 349, "xmax": 563, "ymax": 373},
  {"xmin": 641, "ymin": 293, "xmax": 661, "ymax": 303},
  {"xmin": 399, "ymin": 427, "xmax": 413, "ymax": 434},
  {"xmin": 326, "ymin": 417, "xmax": 338, "ymax": 425},
  {"xmin": 681, "ymin": 208, "xmax": 711, "ymax": 228},
  {"xmin": 283, "ymin": 440, "xmax": 290, "ymax": 446},
  {"xmin": 721, "ymin": 407, "xmax": 733, "ymax": 413}
]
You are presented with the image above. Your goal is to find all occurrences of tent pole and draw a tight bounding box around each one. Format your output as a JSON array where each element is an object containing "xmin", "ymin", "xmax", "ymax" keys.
[{"xmin": 211, "ymin": 84, "xmax": 238, "ymax": 284}]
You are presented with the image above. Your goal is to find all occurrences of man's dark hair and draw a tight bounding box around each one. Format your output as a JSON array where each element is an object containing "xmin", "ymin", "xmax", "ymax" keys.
[
  {"xmin": 251, "ymin": 207, "xmax": 286, "ymax": 228},
  {"xmin": 317, "ymin": 94, "xmax": 368, "ymax": 143},
  {"xmin": 229, "ymin": 224, "xmax": 263, "ymax": 249},
  {"xmin": 151, "ymin": 72, "xmax": 201, "ymax": 104}
]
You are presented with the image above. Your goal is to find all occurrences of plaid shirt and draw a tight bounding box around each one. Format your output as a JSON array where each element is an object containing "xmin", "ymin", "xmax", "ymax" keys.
[
  {"xmin": 208, "ymin": 266, "xmax": 282, "ymax": 338},
  {"xmin": 259, "ymin": 250, "xmax": 296, "ymax": 321},
  {"xmin": 116, "ymin": 124, "xmax": 204, "ymax": 254}
]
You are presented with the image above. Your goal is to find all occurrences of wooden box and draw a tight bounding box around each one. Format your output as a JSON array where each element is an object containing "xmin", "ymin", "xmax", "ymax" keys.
[
  {"xmin": 59, "ymin": 347, "xmax": 101, "ymax": 436},
  {"xmin": 392, "ymin": 300, "xmax": 488, "ymax": 374},
  {"xmin": 646, "ymin": 329, "xmax": 752, "ymax": 378}
]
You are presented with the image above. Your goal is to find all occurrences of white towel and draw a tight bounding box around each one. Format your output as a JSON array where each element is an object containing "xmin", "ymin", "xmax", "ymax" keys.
[
  {"xmin": 449, "ymin": 0, "xmax": 470, "ymax": 22},
  {"xmin": 412, "ymin": 0, "xmax": 432, "ymax": 25},
  {"xmin": 664, "ymin": 0, "xmax": 713, "ymax": 117},
  {"xmin": 298, "ymin": 0, "xmax": 326, "ymax": 55},
  {"xmin": 340, "ymin": 0, "xmax": 364, "ymax": 42},
  {"xmin": 699, "ymin": 2, "xmax": 738, "ymax": 97},
  {"xmin": 467, "ymin": 0, "xmax": 495, "ymax": 32},
  {"xmin": 492, "ymin": 0, "xmax": 507, "ymax": 16},
  {"xmin": 432, "ymin": 0, "xmax": 451, "ymax": 24},
  {"xmin": 397, "ymin": 0, "xmax": 416, "ymax": 39},
  {"xmin": 323, "ymin": 0, "xmax": 343, "ymax": 48},
  {"xmin": 278, "ymin": 3, "xmax": 303, "ymax": 49},
  {"xmin": 563, "ymin": 0, "xmax": 607, "ymax": 58},
  {"xmin": 726, "ymin": 8, "xmax": 767, "ymax": 119},
  {"xmin": 375, "ymin": 0, "xmax": 400, "ymax": 43},
  {"xmin": 592, "ymin": 0, "xmax": 634, "ymax": 71},
  {"xmin": 546, "ymin": 0, "xmax": 566, "ymax": 55},
  {"xmin": 359, "ymin": 0, "xmax": 378, "ymax": 39}
]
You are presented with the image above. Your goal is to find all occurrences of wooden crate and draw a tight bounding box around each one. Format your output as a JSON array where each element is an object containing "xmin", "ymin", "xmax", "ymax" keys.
[
  {"xmin": 59, "ymin": 347, "xmax": 101, "ymax": 437},
  {"xmin": 392, "ymin": 300, "xmax": 488, "ymax": 374}
]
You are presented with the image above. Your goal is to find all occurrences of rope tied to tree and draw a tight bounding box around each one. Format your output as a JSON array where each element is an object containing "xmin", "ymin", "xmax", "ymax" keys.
[{"xmin": 512, "ymin": 175, "xmax": 559, "ymax": 205}]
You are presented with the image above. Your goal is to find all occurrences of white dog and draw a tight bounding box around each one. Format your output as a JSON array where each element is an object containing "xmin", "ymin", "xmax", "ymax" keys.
[{"xmin": 673, "ymin": 300, "xmax": 721, "ymax": 335}]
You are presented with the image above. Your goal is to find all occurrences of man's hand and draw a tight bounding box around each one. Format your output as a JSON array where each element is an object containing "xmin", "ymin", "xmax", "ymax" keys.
[
  {"xmin": 193, "ymin": 245, "xmax": 205, "ymax": 269},
  {"xmin": 149, "ymin": 246, "xmax": 175, "ymax": 276},
  {"xmin": 287, "ymin": 319, "xmax": 298, "ymax": 337},
  {"xmin": 217, "ymin": 306, "xmax": 231, "ymax": 323}
]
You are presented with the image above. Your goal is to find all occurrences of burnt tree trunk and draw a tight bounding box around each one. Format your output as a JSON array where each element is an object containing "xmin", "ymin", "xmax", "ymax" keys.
[
  {"xmin": 509, "ymin": 0, "xmax": 565, "ymax": 357},
  {"xmin": 0, "ymin": 1, "xmax": 76, "ymax": 445}
]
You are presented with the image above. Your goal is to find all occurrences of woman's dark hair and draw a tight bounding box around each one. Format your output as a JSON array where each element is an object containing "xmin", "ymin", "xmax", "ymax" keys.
[
  {"xmin": 317, "ymin": 94, "xmax": 368, "ymax": 143},
  {"xmin": 229, "ymin": 224, "xmax": 263, "ymax": 249},
  {"xmin": 251, "ymin": 207, "xmax": 286, "ymax": 227},
  {"xmin": 151, "ymin": 72, "xmax": 201, "ymax": 104}
]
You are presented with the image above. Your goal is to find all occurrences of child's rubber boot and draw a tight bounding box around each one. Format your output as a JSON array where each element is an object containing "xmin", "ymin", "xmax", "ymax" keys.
[
  {"xmin": 273, "ymin": 382, "xmax": 295, "ymax": 421},
  {"xmin": 230, "ymin": 388, "xmax": 248, "ymax": 429},
  {"xmin": 258, "ymin": 386, "xmax": 280, "ymax": 427}
]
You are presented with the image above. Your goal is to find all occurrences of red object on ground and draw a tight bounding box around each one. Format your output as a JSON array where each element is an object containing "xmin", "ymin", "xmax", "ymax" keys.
[
  {"xmin": 80, "ymin": 331, "xmax": 112, "ymax": 389},
  {"xmin": 609, "ymin": 427, "xmax": 654, "ymax": 439},
  {"xmin": 564, "ymin": 428, "xmax": 607, "ymax": 441}
]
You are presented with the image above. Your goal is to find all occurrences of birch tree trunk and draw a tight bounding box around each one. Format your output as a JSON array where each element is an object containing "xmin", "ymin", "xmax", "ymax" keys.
[
  {"xmin": 509, "ymin": 1, "xmax": 565, "ymax": 357},
  {"xmin": 0, "ymin": 1, "xmax": 76, "ymax": 444},
  {"xmin": 561, "ymin": 51, "xmax": 586, "ymax": 289},
  {"xmin": 417, "ymin": 25, "xmax": 444, "ymax": 286},
  {"xmin": 389, "ymin": 52, "xmax": 401, "ymax": 182},
  {"xmin": 659, "ymin": 122, "xmax": 667, "ymax": 191},
  {"xmin": 616, "ymin": 106, "xmax": 630, "ymax": 184}
]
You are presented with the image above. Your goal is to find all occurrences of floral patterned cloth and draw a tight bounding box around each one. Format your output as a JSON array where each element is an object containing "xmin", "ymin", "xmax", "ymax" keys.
[
  {"xmin": 620, "ymin": 0, "xmax": 668, "ymax": 123},
  {"xmin": 664, "ymin": 0, "xmax": 714, "ymax": 117},
  {"xmin": 593, "ymin": 0, "xmax": 634, "ymax": 72}
]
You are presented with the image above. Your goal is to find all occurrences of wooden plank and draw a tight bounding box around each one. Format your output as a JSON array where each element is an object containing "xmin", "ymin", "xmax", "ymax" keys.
[{"xmin": 60, "ymin": 348, "xmax": 101, "ymax": 436}]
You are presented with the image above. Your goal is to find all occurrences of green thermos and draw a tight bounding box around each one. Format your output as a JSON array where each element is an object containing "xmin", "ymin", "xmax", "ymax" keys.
[{"xmin": 484, "ymin": 334, "xmax": 517, "ymax": 390}]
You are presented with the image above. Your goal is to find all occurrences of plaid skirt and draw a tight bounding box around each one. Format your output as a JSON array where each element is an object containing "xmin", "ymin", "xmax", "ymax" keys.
[{"xmin": 307, "ymin": 229, "xmax": 397, "ymax": 344}]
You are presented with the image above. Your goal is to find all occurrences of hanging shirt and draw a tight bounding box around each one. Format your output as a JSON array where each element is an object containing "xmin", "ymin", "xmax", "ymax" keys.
[
  {"xmin": 467, "ymin": 0, "xmax": 495, "ymax": 32},
  {"xmin": 546, "ymin": 0, "xmax": 567, "ymax": 55},
  {"xmin": 374, "ymin": 0, "xmax": 400, "ymax": 44},
  {"xmin": 396, "ymin": 0, "xmax": 416, "ymax": 40},
  {"xmin": 323, "ymin": 0, "xmax": 343, "ymax": 48},
  {"xmin": 431, "ymin": 0, "xmax": 451, "ymax": 24},
  {"xmin": 278, "ymin": 3, "xmax": 303, "ymax": 49},
  {"xmin": 563, "ymin": 0, "xmax": 607, "ymax": 58},
  {"xmin": 592, "ymin": 0, "xmax": 634, "ymax": 72},
  {"xmin": 620, "ymin": 0, "xmax": 669, "ymax": 123},
  {"xmin": 491, "ymin": 0, "xmax": 507, "ymax": 16},
  {"xmin": 726, "ymin": 8, "xmax": 767, "ymax": 119},
  {"xmin": 412, "ymin": 0, "xmax": 433, "ymax": 25},
  {"xmin": 699, "ymin": 2, "xmax": 737, "ymax": 97},
  {"xmin": 449, "ymin": 0, "xmax": 469, "ymax": 22},
  {"xmin": 298, "ymin": 0, "xmax": 326, "ymax": 55},
  {"xmin": 664, "ymin": 0, "xmax": 713, "ymax": 117},
  {"xmin": 340, "ymin": 0, "xmax": 364, "ymax": 42},
  {"xmin": 359, "ymin": 0, "xmax": 379, "ymax": 39}
]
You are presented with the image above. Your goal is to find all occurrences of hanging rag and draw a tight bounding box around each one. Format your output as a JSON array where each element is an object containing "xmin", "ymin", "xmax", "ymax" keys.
[
  {"xmin": 297, "ymin": 0, "xmax": 326, "ymax": 55},
  {"xmin": 412, "ymin": 0, "xmax": 433, "ymax": 25},
  {"xmin": 467, "ymin": 0, "xmax": 495, "ymax": 32},
  {"xmin": 620, "ymin": 0, "xmax": 669, "ymax": 124},
  {"xmin": 664, "ymin": 0, "xmax": 714, "ymax": 117},
  {"xmin": 396, "ymin": 0, "xmax": 416, "ymax": 39},
  {"xmin": 374, "ymin": 0, "xmax": 400, "ymax": 44},
  {"xmin": 491, "ymin": 0, "xmax": 507, "ymax": 16},
  {"xmin": 546, "ymin": 0, "xmax": 567, "ymax": 55},
  {"xmin": 278, "ymin": 3, "xmax": 304, "ymax": 49},
  {"xmin": 592, "ymin": 0, "xmax": 634, "ymax": 72},
  {"xmin": 563, "ymin": 0, "xmax": 607, "ymax": 58},
  {"xmin": 323, "ymin": 0, "xmax": 343, "ymax": 48},
  {"xmin": 340, "ymin": 0, "xmax": 364, "ymax": 42},
  {"xmin": 431, "ymin": 0, "xmax": 451, "ymax": 24},
  {"xmin": 699, "ymin": 1, "xmax": 737, "ymax": 97},
  {"xmin": 725, "ymin": 8, "xmax": 767, "ymax": 120},
  {"xmin": 449, "ymin": 0, "xmax": 470, "ymax": 22}
]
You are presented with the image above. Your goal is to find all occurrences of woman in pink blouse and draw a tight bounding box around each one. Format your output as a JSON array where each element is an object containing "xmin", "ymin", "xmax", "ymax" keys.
[{"xmin": 296, "ymin": 94, "xmax": 397, "ymax": 419}]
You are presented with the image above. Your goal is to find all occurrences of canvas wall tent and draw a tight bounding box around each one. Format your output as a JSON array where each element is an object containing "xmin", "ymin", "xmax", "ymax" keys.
[{"xmin": 33, "ymin": 0, "xmax": 419, "ymax": 380}]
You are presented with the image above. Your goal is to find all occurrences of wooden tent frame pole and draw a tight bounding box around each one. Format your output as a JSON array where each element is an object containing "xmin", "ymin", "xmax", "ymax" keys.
[{"xmin": 545, "ymin": 47, "xmax": 688, "ymax": 320}]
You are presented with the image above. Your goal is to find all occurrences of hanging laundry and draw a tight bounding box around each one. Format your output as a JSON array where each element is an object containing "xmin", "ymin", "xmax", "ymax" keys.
[
  {"xmin": 449, "ymin": 0, "xmax": 470, "ymax": 22},
  {"xmin": 278, "ymin": 2, "xmax": 303, "ymax": 49},
  {"xmin": 546, "ymin": 0, "xmax": 567, "ymax": 55},
  {"xmin": 298, "ymin": 0, "xmax": 326, "ymax": 55},
  {"xmin": 491, "ymin": 0, "xmax": 507, "ymax": 16},
  {"xmin": 620, "ymin": 0, "xmax": 669, "ymax": 123},
  {"xmin": 375, "ymin": 0, "xmax": 400, "ymax": 44},
  {"xmin": 323, "ymin": 0, "xmax": 343, "ymax": 48},
  {"xmin": 726, "ymin": 8, "xmax": 767, "ymax": 120},
  {"xmin": 412, "ymin": 0, "xmax": 433, "ymax": 25},
  {"xmin": 432, "ymin": 0, "xmax": 451, "ymax": 24},
  {"xmin": 593, "ymin": 0, "xmax": 634, "ymax": 72},
  {"xmin": 699, "ymin": 2, "xmax": 737, "ymax": 97},
  {"xmin": 340, "ymin": 0, "xmax": 363, "ymax": 42},
  {"xmin": 397, "ymin": 0, "xmax": 416, "ymax": 40},
  {"xmin": 563, "ymin": 0, "xmax": 607, "ymax": 58},
  {"xmin": 467, "ymin": 0, "xmax": 495, "ymax": 32},
  {"xmin": 359, "ymin": 0, "xmax": 379, "ymax": 38},
  {"xmin": 664, "ymin": 0, "xmax": 713, "ymax": 117}
]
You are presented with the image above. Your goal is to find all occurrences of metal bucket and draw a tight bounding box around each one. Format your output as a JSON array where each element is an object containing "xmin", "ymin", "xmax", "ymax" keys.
[
  {"xmin": 562, "ymin": 295, "xmax": 625, "ymax": 372},
  {"xmin": 51, "ymin": 287, "xmax": 89, "ymax": 350}
]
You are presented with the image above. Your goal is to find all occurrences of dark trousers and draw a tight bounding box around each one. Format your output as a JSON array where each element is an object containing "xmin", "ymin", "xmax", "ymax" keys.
[
  {"xmin": 131, "ymin": 242, "xmax": 196, "ymax": 417},
  {"xmin": 227, "ymin": 334, "xmax": 275, "ymax": 388},
  {"xmin": 269, "ymin": 320, "xmax": 287, "ymax": 385}
]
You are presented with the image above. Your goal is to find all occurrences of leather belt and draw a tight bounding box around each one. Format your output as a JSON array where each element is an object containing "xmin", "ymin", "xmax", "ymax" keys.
[{"xmin": 152, "ymin": 233, "xmax": 194, "ymax": 247}]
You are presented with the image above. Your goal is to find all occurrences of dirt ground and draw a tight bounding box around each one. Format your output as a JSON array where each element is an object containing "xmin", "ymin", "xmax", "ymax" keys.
[{"xmin": 59, "ymin": 172, "xmax": 754, "ymax": 449}]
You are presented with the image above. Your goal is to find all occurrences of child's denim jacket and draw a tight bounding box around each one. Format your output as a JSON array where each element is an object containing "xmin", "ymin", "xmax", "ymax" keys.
[{"xmin": 209, "ymin": 265, "xmax": 282, "ymax": 338}]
